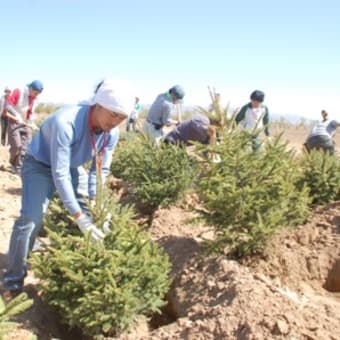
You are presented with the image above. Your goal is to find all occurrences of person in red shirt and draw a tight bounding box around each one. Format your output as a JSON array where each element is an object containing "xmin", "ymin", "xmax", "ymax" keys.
[{"xmin": 5, "ymin": 80, "xmax": 43, "ymax": 174}]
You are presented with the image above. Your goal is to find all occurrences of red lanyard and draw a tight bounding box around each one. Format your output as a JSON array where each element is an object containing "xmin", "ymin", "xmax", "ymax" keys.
[{"xmin": 88, "ymin": 107, "xmax": 107, "ymax": 174}]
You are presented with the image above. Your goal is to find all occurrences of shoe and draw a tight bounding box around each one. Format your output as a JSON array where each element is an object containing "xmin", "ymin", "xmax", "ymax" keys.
[{"xmin": 10, "ymin": 165, "xmax": 21, "ymax": 176}]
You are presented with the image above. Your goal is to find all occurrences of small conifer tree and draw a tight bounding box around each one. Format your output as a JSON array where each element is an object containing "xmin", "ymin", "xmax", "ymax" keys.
[
  {"xmin": 0, "ymin": 293, "xmax": 34, "ymax": 339},
  {"xmin": 195, "ymin": 127, "xmax": 311, "ymax": 257},
  {"xmin": 31, "ymin": 190, "xmax": 171, "ymax": 337},
  {"xmin": 297, "ymin": 149, "xmax": 340, "ymax": 205},
  {"xmin": 111, "ymin": 134, "xmax": 197, "ymax": 212}
]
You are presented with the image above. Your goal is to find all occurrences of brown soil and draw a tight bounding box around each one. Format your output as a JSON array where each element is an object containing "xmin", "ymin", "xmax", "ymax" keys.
[{"xmin": 0, "ymin": 125, "xmax": 339, "ymax": 340}]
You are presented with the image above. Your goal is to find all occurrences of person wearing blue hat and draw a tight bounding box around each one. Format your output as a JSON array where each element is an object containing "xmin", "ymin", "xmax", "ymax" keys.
[
  {"xmin": 144, "ymin": 85, "xmax": 185, "ymax": 144},
  {"xmin": 4, "ymin": 80, "xmax": 43, "ymax": 174},
  {"xmin": 235, "ymin": 90, "xmax": 270, "ymax": 151}
]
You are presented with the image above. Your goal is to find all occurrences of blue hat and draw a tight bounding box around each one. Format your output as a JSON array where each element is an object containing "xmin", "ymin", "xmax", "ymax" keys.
[
  {"xmin": 28, "ymin": 80, "xmax": 44, "ymax": 92},
  {"xmin": 169, "ymin": 85, "xmax": 185, "ymax": 102}
]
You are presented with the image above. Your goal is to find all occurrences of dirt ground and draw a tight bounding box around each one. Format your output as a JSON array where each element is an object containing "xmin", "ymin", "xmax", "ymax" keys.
[{"xmin": 0, "ymin": 125, "xmax": 339, "ymax": 339}]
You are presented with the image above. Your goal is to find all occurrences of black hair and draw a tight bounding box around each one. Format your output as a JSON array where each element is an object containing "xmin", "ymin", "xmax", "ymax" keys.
[{"xmin": 94, "ymin": 80, "xmax": 104, "ymax": 94}]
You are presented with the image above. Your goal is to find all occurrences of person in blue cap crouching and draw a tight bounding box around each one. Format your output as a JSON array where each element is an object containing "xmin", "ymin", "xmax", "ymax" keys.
[{"xmin": 144, "ymin": 85, "xmax": 185, "ymax": 144}]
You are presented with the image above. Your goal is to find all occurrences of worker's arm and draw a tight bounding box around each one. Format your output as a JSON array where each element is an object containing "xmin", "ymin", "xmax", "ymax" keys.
[
  {"xmin": 5, "ymin": 89, "xmax": 23, "ymax": 121},
  {"xmin": 207, "ymin": 126, "xmax": 216, "ymax": 145},
  {"xmin": 49, "ymin": 117, "xmax": 82, "ymax": 217},
  {"xmin": 263, "ymin": 107, "xmax": 270, "ymax": 136},
  {"xmin": 161, "ymin": 102, "xmax": 175, "ymax": 126},
  {"xmin": 235, "ymin": 105, "xmax": 247, "ymax": 125}
]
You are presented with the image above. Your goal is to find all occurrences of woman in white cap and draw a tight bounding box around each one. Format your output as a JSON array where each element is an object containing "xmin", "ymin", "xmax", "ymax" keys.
[{"xmin": 3, "ymin": 79, "xmax": 129, "ymax": 293}]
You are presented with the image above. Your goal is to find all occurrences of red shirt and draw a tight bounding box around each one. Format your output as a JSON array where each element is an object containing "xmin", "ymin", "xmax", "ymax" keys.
[{"xmin": 7, "ymin": 88, "xmax": 35, "ymax": 120}]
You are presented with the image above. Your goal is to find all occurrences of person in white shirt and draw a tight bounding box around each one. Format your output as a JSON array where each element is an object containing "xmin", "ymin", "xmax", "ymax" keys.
[
  {"xmin": 305, "ymin": 114, "xmax": 339, "ymax": 154},
  {"xmin": 235, "ymin": 90, "xmax": 270, "ymax": 151},
  {"xmin": 126, "ymin": 97, "xmax": 142, "ymax": 132}
]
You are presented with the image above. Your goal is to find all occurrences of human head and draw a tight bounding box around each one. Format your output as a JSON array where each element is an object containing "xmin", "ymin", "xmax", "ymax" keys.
[
  {"xmin": 321, "ymin": 110, "xmax": 328, "ymax": 121},
  {"xmin": 209, "ymin": 117, "xmax": 222, "ymax": 128},
  {"xmin": 169, "ymin": 85, "xmax": 185, "ymax": 103},
  {"xmin": 91, "ymin": 79, "xmax": 130, "ymax": 132},
  {"xmin": 28, "ymin": 80, "xmax": 44, "ymax": 98},
  {"xmin": 4, "ymin": 87, "xmax": 11, "ymax": 97},
  {"xmin": 135, "ymin": 97, "xmax": 139, "ymax": 103},
  {"xmin": 250, "ymin": 90, "xmax": 265, "ymax": 108}
]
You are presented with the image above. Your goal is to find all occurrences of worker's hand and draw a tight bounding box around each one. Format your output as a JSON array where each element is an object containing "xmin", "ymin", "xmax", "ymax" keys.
[
  {"xmin": 30, "ymin": 122, "xmax": 39, "ymax": 131},
  {"xmin": 103, "ymin": 213, "xmax": 112, "ymax": 234},
  {"xmin": 75, "ymin": 214, "xmax": 105, "ymax": 242},
  {"xmin": 15, "ymin": 116, "xmax": 24, "ymax": 124},
  {"xmin": 211, "ymin": 154, "xmax": 221, "ymax": 163}
]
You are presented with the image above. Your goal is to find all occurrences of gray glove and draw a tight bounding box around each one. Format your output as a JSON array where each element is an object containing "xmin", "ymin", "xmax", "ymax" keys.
[{"xmin": 75, "ymin": 214, "xmax": 105, "ymax": 242}]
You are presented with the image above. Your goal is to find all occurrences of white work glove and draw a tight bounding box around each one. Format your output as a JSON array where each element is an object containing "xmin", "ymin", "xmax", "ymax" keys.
[
  {"xmin": 15, "ymin": 115, "xmax": 24, "ymax": 124},
  {"xmin": 30, "ymin": 122, "xmax": 39, "ymax": 131},
  {"xmin": 102, "ymin": 213, "xmax": 112, "ymax": 234},
  {"xmin": 211, "ymin": 154, "xmax": 221, "ymax": 163},
  {"xmin": 75, "ymin": 214, "xmax": 105, "ymax": 242}
]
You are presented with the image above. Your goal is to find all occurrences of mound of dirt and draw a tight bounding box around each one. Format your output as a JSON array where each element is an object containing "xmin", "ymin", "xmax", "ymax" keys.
[
  {"xmin": 146, "ymin": 202, "xmax": 340, "ymax": 340},
  {"xmin": 252, "ymin": 202, "xmax": 340, "ymax": 295}
]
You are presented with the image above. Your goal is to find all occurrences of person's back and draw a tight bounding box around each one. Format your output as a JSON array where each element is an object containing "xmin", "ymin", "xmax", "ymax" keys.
[
  {"xmin": 305, "ymin": 119, "xmax": 339, "ymax": 154},
  {"xmin": 164, "ymin": 115, "xmax": 211, "ymax": 145},
  {"xmin": 146, "ymin": 93, "xmax": 173, "ymax": 127},
  {"xmin": 309, "ymin": 120, "xmax": 338, "ymax": 139},
  {"xmin": 29, "ymin": 104, "xmax": 117, "ymax": 167}
]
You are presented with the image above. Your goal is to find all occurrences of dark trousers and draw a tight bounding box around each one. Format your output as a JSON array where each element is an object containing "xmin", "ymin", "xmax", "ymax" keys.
[
  {"xmin": 8, "ymin": 121, "xmax": 33, "ymax": 170},
  {"xmin": 1, "ymin": 116, "xmax": 8, "ymax": 145},
  {"xmin": 305, "ymin": 135, "xmax": 334, "ymax": 155},
  {"xmin": 126, "ymin": 118, "xmax": 137, "ymax": 132}
]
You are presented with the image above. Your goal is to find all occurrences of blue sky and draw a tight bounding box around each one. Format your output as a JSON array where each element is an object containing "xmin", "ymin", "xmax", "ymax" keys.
[{"xmin": 1, "ymin": 0, "xmax": 339, "ymax": 119}]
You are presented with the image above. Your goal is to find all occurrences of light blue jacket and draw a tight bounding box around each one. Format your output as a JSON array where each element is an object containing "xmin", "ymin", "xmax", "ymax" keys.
[{"xmin": 28, "ymin": 105, "xmax": 119, "ymax": 215}]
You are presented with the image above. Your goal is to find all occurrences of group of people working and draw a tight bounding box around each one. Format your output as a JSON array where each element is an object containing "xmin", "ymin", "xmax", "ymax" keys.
[
  {"xmin": 145, "ymin": 88, "xmax": 270, "ymax": 151},
  {"xmin": 0, "ymin": 78, "xmax": 338, "ymax": 295}
]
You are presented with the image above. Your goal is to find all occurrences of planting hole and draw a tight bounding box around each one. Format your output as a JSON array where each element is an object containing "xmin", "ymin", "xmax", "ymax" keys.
[
  {"xmin": 150, "ymin": 298, "xmax": 178, "ymax": 329},
  {"xmin": 323, "ymin": 259, "xmax": 340, "ymax": 293}
]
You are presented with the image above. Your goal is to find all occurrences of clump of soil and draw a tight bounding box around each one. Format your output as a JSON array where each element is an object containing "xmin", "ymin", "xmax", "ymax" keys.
[{"xmin": 147, "ymin": 202, "xmax": 340, "ymax": 340}]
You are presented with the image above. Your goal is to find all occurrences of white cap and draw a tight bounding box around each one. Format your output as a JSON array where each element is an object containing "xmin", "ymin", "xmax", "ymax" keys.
[{"xmin": 93, "ymin": 79, "xmax": 131, "ymax": 116}]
